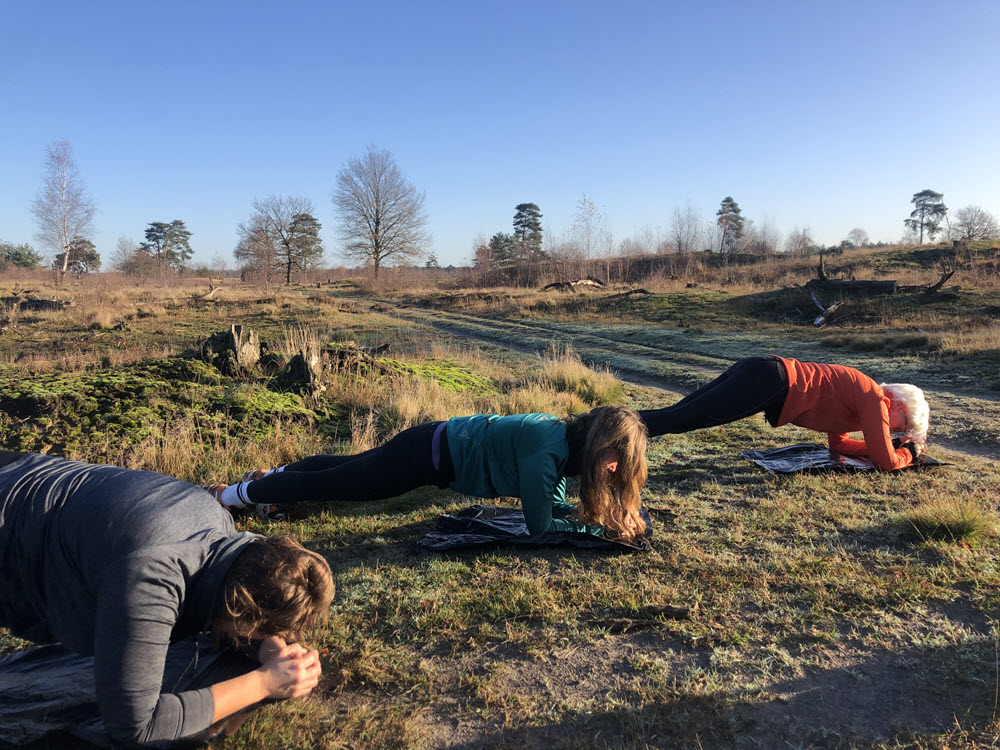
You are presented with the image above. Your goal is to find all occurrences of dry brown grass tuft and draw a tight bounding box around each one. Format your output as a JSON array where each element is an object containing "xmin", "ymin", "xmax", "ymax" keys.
[
  {"xmin": 85, "ymin": 417, "xmax": 322, "ymax": 486},
  {"xmin": 540, "ymin": 345, "xmax": 626, "ymax": 405},
  {"xmin": 349, "ymin": 410, "xmax": 380, "ymax": 452}
]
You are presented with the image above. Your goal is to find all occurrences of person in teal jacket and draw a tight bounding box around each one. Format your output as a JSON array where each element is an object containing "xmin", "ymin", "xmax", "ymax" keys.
[{"xmin": 213, "ymin": 406, "xmax": 649, "ymax": 540}]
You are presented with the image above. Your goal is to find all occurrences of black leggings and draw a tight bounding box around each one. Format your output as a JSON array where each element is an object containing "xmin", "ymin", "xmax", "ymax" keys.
[
  {"xmin": 246, "ymin": 421, "xmax": 453, "ymax": 505},
  {"xmin": 638, "ymin": 357, "xmax": 789, "ymax": 438}
]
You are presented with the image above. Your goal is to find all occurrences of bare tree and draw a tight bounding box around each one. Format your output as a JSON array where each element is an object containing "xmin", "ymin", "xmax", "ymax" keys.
[
  {"xmin": 846, "ymin": 227, "xmax": 870, "ymax": 247},
  {"xmin": 234, "ymin": 223, "xmax": 280, "ymax": 292},
  {"xmin": 742, "ymin": 216, "xmax": 781, "ymax": 255},
  {"xmin": 619, "ymin": 225, "xmax": 660, "ymax": 256},
  {"xmin": 600, "ymin": 212, "xmax": 615, "ymax": 282},
  {"xmin": 545, "ymin": 229, "xmax": 585, "ymax": 280},
  {"xmin": 636, "ymin": 225, "xmax": 662, "ymax": 255},
  {"xmin": 30, "ymin": 140, "xmax": 95, "ymax": 277},
  {"xmin": 238, "ymin": 195, "xmax": 324, "ymax": 284},
  {"xmin": 952, "ymin": 205, "xmax": 1000, "ymax": 241},
  {"xmin": 210, "ymin": 254, "xmax": 230, "ymax": 278},
  {"xmin": 333, "ymin": 144, "xmax": 429, "ymax": 280},
  {"xmin": 111, "ymin": 236, "xmax": 137, "ymax": 271},
  {"xmin": 572, "ymin": 193, "xmax": 602, "ymax": 261},
  {"xmin": 111, "ymin": 235, "xmax": 158, "ymax": 277},
  {"xmin": 668, "ymin": 203, "xmax": 703, "ymax": 253},
  {"xmin": 784, "ymin": 226, "xmax": 814, "ymax": 256}
]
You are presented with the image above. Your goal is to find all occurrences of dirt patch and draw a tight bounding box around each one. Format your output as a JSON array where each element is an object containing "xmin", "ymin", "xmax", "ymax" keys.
[
  {"xmin": 416, "ymin": 632, "xmax": 705, "ymax": 749},
  {"xmin": 929, "ymin": 435, "xmax": 1000, "ymax": 461},
  {"xmin": 409, "ymin": 605, "xmax": 999, "ymax": 749},
  {"xmin": 743, "ymin": 605, "xmax": 999, "ymax": 747}
]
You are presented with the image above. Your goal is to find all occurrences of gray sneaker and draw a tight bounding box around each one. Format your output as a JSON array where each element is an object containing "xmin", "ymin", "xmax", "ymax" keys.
[{"xmin": 254, "ymin": 503, "xmax": 287, "ymax": 522}]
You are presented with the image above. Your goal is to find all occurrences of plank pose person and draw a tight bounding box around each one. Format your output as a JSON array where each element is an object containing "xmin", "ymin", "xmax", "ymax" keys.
[
  {"xmin": 0, "ymin": 450, "xmax": 334, "ymax": 747},
  {"xmin": 637, "ymin": 356, "xmax": 929, "ymax": 471},
  {"xmin": 214, "ymin": 406, "xmax": 649, "ymax": 537}
]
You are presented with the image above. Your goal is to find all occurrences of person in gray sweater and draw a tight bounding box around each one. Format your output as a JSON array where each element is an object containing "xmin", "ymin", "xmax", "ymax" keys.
[{"xmin": 0, "ymin": 451, "xmax": 334, "ymax": 747}]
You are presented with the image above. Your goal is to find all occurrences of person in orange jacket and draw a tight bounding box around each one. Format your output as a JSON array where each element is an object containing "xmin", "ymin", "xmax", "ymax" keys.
[{"xmin": 638, "ymin": 356, "xmax": 929, "ymax": 471}]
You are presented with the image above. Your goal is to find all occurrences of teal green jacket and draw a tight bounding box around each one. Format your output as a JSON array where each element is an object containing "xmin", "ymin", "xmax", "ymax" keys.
[{"xmin": 446, "ymin": 413, "xmax": 603, "ymax": 537}]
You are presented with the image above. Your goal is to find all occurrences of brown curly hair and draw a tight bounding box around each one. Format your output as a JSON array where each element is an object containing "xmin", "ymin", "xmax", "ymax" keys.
[
  {"xmin": 218, "ymin": 535, "xmax": 334, "ymax": 644},
  {"xmin": 564, "ymin": 406, "xmax": 648, "ymax": 538}
]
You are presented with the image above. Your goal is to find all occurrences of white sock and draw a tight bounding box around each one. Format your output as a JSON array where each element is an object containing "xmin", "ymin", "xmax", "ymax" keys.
[{"xmin": 219, "ymin": 483, "xmax": 252, "ymax": 507}]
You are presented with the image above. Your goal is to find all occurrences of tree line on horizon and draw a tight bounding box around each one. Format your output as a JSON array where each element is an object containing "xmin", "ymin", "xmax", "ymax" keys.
[{"xmin": 6, "ymin": 140, "xmax": 1000, "ymax": 282}]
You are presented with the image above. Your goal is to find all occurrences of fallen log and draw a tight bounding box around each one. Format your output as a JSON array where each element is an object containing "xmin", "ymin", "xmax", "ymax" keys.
[
  {"xmin": 806, "ymin": 278, "xmax": 897, "ymax": 295},
  {"xmin": 606, "ymin": 288, "xmax": 650, "ymax": 300},
  {"xmin": 809, "ymin": 288, "xmax": 842, "ymax": 327},
  {"xmin": 542, "ymin": 276, "xmax": 607, "ymax": 292},
  {"xmin": 922, "ymin": 269, "xmax": 958, "ymax": 297},
  {"xmin": 1, "ymin": 294, "xmax": 71, "ymax": 312}
]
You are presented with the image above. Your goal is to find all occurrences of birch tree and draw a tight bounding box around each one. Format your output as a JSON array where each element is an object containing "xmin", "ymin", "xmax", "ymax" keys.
[{"xmin": 30, "ymin": 140, "xmax": 95, "ymax": 277}]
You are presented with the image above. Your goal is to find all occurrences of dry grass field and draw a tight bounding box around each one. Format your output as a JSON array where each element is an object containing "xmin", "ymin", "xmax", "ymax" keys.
[{"xmin": 3, "ymin": 243, "xmax": 1000, "ymax": 749}]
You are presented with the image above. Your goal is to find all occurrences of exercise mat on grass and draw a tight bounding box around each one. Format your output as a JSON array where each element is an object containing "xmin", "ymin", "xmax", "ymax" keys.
[
  {"xmin": 0, "ymin": 639, "xmax": 258, "ymax": 748},
  {"xmin": 419, "ymin": 504, "xmax": 653, "ymax": 552},
  {"xmin": 741, "ymin": 442, "xmax": 943, "ymax": 474}
]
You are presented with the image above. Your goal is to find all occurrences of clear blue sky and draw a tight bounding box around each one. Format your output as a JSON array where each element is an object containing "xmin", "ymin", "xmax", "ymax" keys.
[{"xmin": 2, "ymin": 1, "xmax": 998, "ymax": 267}]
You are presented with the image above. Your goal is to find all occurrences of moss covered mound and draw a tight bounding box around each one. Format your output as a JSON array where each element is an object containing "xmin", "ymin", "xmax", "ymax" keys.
[
  {"xmin": 0, "ymin": 357, "xmax": 317, "ymax": 455},
  {"xmin": 379, "ymin": 357, "xmax": 495, "ymax": 393}
]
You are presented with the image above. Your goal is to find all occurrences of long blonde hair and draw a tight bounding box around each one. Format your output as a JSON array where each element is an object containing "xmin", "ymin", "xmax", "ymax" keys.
[
  {"xmin": 565, "ymin": 406, "xmax": 648, "ymax": 539},
  {"xmin": 219, "ymin": 535, "xmax": 334, "ymax": 644}
]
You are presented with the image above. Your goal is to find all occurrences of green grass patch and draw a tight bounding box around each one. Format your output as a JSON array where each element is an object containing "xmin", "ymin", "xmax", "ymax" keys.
[
  {"xmin": 899, "ymin": 498, "xmax": 996, "ymax": 544},
  {"xmin": 379, "ymin": 357, "xmax": 496, "ymax": 394}
]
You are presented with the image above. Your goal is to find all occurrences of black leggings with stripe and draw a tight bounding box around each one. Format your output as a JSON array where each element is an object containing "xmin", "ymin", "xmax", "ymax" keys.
[{"xmin": 245, "ymin": 421, "xmax": 453, "ymax": 505}]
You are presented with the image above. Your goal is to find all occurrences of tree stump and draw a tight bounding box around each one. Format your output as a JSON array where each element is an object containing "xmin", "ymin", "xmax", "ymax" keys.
[
  {"xmin": 200, "ymin": 324, "xmax": 261, "ymax": 376},
  {"xmin": 276, "ymin": 343, "xmax": 328, "ymax": 394}
]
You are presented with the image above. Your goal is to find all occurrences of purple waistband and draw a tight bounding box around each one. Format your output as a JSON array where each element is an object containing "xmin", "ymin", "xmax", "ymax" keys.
[{"xmin": 431, "ymin": 421, "xmax": 448, "ymax": 472}]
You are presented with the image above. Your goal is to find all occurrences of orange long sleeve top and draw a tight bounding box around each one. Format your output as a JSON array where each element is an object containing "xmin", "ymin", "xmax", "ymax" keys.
[{"xmin": 775, "ymin": 357, "xmax": 913, "ymax": 471}]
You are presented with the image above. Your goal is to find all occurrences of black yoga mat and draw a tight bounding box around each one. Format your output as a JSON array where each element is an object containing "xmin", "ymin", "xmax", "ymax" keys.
[
  {"xmin": 740, "ymin": 442, "xmax": 943, "ymax": 474},
  {"xmin": 418, "ymin": 504, "xmax": 653, "ymax": 552},
  {"xmin": 0, "ymin": 639, "xmax": 258, "ymax": 748}
]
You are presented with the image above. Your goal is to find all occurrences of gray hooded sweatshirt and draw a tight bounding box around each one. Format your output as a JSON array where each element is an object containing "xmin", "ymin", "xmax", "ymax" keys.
[{"xmin": 0, "ymin": 453, "xmax": 259, "ymax": 745}]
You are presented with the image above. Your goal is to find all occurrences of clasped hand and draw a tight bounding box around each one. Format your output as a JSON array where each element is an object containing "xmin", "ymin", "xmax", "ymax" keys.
[{"xmin": 258, "ymin": 635, "xmax": 322, "ymax": 700}]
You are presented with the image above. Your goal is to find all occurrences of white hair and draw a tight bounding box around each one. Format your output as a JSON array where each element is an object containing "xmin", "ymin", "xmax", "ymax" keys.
[{"xmin": 880, "ymin": 383, "xmax": 929, "ymax": 448}]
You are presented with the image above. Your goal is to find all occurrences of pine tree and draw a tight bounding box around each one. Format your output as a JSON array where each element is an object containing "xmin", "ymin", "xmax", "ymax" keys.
[
  {"xmin": 53, "ymin": 236, "xmax": 100, "ymax": 274},
  {"xmin": 286, "ymin": 212, "xmax": 324, "ymax": 283},
  {"xmin": 716, "ymin": 197, "xmax": 744, "ymax": 253},
  {"xmin": 512, "ymin": 203, "xmax": 544, "ymax": 260},
  {"xmin": 904, "ymin": 189, "xmax": 948, "ymax": 244},
  {"xmin": 140, "ymin": 220, "xmax": 193, "ymax": 271}
]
